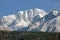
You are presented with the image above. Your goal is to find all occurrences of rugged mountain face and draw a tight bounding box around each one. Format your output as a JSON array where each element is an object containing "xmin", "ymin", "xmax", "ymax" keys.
[{"xmin": 0, "ymin": 8, "xmax": 60, "ymax": 32}]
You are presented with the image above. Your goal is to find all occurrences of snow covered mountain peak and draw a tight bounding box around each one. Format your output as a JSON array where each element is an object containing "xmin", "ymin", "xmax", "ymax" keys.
[
  {"xmin": 15, "ymin": 8, "xmax": 47, "ymax": 28},
  {"xmin": 49, "ymin": 10, "xmax": 60, "ymax": 16},
  {"xmin": 0, "ymin": 8, "xmax": 60, "ymax": 32},
  {"xmin": 17, "ymin": 8, "xmax": 47, "ymax": 19},
  {"xmin": 0, "ymin": 8, "xmax": 47, "ymax": 31}
]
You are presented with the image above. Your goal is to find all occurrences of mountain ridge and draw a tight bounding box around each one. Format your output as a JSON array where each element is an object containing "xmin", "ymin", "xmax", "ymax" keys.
[{"xmin": 0, "ymin": 8, "xmax": 60, "ymax": 32}]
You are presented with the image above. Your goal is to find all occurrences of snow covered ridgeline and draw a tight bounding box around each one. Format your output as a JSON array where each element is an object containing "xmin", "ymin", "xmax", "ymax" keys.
[{"xmin": 0, "ymin": 8, "xmax": 60, "ymax": 32}]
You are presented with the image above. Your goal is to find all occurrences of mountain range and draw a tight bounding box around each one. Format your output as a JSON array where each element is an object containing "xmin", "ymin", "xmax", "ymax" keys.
[{"xmin": 0, "ymin": 8, "xmax": 60, "ymax": 32}]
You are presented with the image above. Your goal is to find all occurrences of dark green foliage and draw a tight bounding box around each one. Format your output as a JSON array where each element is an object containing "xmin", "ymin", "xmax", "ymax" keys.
[{"xmin": 0, "ymin": 31, "xmax": 59, "ymax": 40}]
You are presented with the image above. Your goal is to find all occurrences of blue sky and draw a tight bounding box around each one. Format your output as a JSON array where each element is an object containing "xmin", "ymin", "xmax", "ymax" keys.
[{"xmin": 0, "ymin": 0, "xmax": 60, "ymax": 17}]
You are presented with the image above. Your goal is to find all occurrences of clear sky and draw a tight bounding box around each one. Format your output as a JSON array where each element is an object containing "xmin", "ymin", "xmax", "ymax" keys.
[{"xmin": 0, "ymin": 0, "xmax": 60, "ymax": 17}]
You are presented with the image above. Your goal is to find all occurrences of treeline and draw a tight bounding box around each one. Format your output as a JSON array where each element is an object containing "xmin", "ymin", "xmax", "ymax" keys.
[{"xmin": 0, "ymin": 31, "xmax": 59, "ymax": 40}]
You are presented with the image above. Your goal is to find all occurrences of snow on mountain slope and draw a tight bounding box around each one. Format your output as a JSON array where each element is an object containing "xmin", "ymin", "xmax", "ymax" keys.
[
  {"xmin": 2, "ymin": 14, "xmax": 16, "ymax": 25},
  {"xmin": 0, "ymin": 8, "xmax": 47, "ymax": 31},
  {"xmin": 27, "ymin": 10, "xmax": 60, "ymax": 32},
  {"xmin": 40, "ymin": 16, "xmax": 60, "ymax": 32},
  {"xmin": 0, "ymin": 8, "xmax": 60, "ymax": 32}
]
